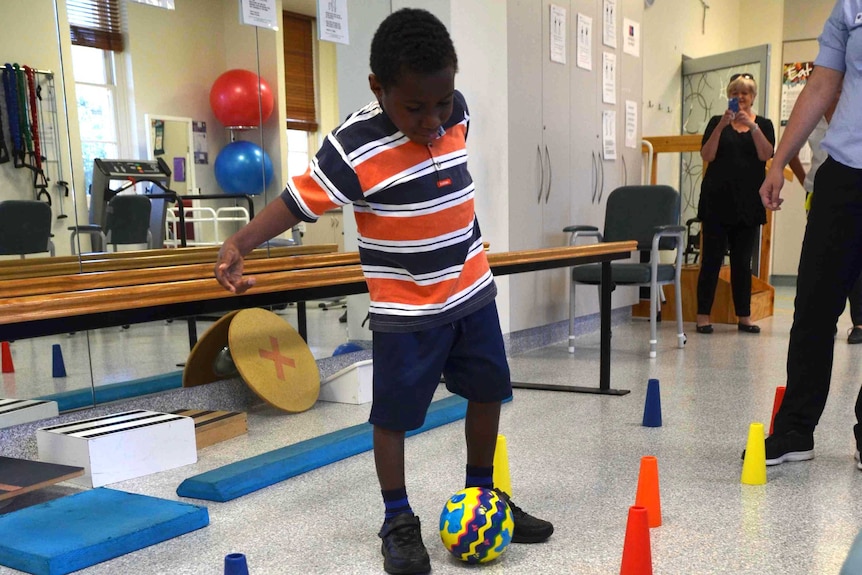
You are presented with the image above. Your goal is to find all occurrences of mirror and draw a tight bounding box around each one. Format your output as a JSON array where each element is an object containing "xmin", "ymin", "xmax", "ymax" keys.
[{"xmin": 0, "ymin": 0, "xmax": 351, "ymax": 421}]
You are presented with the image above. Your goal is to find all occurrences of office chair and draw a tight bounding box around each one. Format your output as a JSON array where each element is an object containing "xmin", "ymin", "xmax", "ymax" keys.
[
  {"xmin": 566, "ymin": 185, "xmax": 686, "ymax": 358},
  {"xmin": 70, "ymin": 194, "xmax": 153, "ymax": 254},
  {"xmin": 0, "ymin": 200, "xmax": 55, "ymax": 258}
]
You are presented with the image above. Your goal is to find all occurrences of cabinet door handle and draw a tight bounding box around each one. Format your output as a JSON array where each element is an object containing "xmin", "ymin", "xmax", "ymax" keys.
[
  {"xmin": 544, "ymin": 145, "xmax": 552, "ymax": 204},
  {"xmin": 622, "ymin": 155, "xmax": 628, "ymax": 187},
  {"xmin": 597, "ymin": 151, "xmax": 605, "ymax": 203},
  {"xmin": 591, "ymin": 151, "xmax": 598, "ymax": 204},
  {"xmin": 536, "ymin": 145, "xmax": 544, "ymax": 203}
]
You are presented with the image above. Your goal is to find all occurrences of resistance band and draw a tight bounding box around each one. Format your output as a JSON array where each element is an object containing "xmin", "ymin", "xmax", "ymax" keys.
[{"xmin": 2, "ymin": 64, "xmax": 23, "ymax": 166}]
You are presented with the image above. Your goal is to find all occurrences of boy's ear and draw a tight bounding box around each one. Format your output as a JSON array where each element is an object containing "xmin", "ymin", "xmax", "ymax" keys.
[{"xmin": 368, "ymin": 73, "xmax": 384, "ymax": 100}]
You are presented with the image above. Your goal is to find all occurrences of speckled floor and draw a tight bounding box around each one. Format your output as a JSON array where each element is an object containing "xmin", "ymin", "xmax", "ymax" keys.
[{"xmin": 3, "ymin": 286, "xmax": 862, "ymax": 574}]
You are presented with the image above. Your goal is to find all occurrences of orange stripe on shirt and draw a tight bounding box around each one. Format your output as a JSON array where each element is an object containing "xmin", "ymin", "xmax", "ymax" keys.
[
  {"xmin": 292, "ymin": 169, "xmax": 341, "ymax": 215},
  {"xmin": 355, "ymin": 200, "xmax": 474, "ymax": 242},
  {"xmin": 368, "ymin": 249, "xmax": 491, "ymax": 307},
  {"xmin": 354, "ymin": 124, "xmax": 468, "ymax": 192}
]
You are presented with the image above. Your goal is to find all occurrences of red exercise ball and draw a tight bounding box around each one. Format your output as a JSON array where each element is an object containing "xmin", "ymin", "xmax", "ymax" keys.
[{"xmin": 209, "ymin": 69, "xmax": 274, "ymax": 127}]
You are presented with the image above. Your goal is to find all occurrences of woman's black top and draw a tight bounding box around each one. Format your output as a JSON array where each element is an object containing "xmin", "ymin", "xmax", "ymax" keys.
[{"xmin": 697, "ymin": 115, "xmax": 775, "ymax": 226}]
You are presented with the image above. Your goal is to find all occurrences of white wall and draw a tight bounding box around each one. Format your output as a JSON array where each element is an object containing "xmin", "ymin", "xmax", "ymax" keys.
[
  {"xmin": 771, "ymin": 0, "xmax": 835, "ymax": 277},
  {"xmin": 450, "ymin": 0, "xmax": 510, "ymax": 332},
  {"xmin": 642, "ymin": 0, "xmax": 743, "ymax": 188}
]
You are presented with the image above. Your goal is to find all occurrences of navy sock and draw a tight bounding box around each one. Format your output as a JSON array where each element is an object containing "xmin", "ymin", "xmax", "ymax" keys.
[
  {"xmin": 465, "ymin": 464, "xmax": 494, "ymax": 490},
  {"xmin": 382, "ymin": 487, "xmax": 412, "ymax": 521}
]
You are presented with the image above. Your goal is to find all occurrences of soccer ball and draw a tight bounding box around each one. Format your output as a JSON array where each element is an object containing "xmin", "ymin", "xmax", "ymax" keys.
[{"xmin": 439, "ymin": 487, "xmax": 514, "ymax": 563}]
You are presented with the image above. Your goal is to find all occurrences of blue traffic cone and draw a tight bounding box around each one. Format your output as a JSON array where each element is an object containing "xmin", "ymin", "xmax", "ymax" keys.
[
  {"xmin": 224, "ymin": 553, "xmax": 249, "ymax": 575},
  {"xmin": 642, "ymin": 378, "xmax": 662, "ymax": 427},
  {"xmin": 52, "ymin": 344, "xmax": 67, "ymax": 378}
]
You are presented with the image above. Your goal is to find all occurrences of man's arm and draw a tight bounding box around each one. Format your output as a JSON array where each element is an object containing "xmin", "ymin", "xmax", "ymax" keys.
[{"xmin": 760, "ymin": 66, "xmax": 844, "ymax": 210}]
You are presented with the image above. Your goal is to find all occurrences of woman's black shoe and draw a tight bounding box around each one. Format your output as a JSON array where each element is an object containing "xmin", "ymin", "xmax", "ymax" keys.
[
  {"xmin": 696, "ymin": 324, "xmax": 713, "ymax": 334},
  {"xmin": 738, "ymin": 323, "xmax": 761, "ymax": 333}
]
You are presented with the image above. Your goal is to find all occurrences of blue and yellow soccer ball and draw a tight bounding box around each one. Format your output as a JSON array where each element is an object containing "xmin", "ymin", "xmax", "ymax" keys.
[{"xmin": 439, "ymin": 487, "xmax": 514, "ymax": 564}]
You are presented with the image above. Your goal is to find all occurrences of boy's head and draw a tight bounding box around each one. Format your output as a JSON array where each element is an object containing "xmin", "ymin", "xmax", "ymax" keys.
[{"xmin": 369, "ymin": 8, "xmax": 459, "ymax": 145}]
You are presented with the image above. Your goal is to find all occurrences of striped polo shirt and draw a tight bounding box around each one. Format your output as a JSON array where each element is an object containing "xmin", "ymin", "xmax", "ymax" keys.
[{"xmin": 280, "ymin": 90, "xmax": 497, "ymax": 333}]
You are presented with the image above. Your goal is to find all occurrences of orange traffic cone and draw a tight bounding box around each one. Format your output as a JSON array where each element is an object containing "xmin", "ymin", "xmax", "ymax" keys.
[
  {"xmin": 620, "ymin": 505, "xmax": 653, "ymax": 575},
  {"xmin": 634, "ymin": 456, "xmax": 662, "ymax": 528},
  {"xmin": 1, "ymin": 341, "xmax": 13, "ymax": 374},
  {"xmin": 769, "ymin": 386, "xmax": 786, "ymax": 436}
]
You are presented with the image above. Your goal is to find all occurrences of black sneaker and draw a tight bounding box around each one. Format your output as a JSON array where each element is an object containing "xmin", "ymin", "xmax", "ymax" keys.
[
  {"xmin": 849, "ymin": 327, "xmax": 862, "ymax": 344},
  {"xmin": 378, "ymin": 513, "xmax": 430, "ymax": 575},
  {"xmin": 493, "ymin": 488, "xmax": 554, "ymax": 543},
  {"xmin": 741, "ymin": 430, "xmax": 814, "ymax": 466}
]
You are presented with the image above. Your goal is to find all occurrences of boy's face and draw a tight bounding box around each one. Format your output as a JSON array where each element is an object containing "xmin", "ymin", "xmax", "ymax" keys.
[{"xmin": 369, "ymin": 66, "xmax": 455, "ymax": 146}]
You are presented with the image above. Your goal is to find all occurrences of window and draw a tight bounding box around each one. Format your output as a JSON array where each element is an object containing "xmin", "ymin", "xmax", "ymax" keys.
[
  {"xmin": 283, "ymin": 12, "xmax": 318, "ymax": 132},
  {"xmin": 286, "ymin": 129, "xmax": 310, "ymax": 180},
  {"xmin": 71, "ymin": 46, "xmax": 120, "ymax": 194},
  {"xmin": 68, "ymin": 0, "xmax": 127, "ymax": 195},
  {"xmin": 67, "ymin": 0, "xmax": 124, "ymax": 52}
]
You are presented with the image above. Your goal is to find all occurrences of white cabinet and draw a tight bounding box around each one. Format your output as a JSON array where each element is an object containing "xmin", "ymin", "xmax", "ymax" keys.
[
  {"xmin": 508, "ymin": 0, "xmax": 572, "ymax": 330},
  {"xmin": 301, "ymin": 209, "xmax": 344, "ymax": 251},
  {"xmin": 507, "ymin": 0, "xmax": 643, "ymax": 333}
]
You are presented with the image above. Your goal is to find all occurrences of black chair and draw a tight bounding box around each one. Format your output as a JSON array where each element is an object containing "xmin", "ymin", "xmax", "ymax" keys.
[
  {"xmin": 566, "ymin": 185, "xmax": 686, "ymax": 358},
  {"xmin": 70, "ymin": 194, "xmax": 153, "ymax": 254},
  {"xmin": 0, "ymin": 200, "xmax": 54, "ymax": 258}
]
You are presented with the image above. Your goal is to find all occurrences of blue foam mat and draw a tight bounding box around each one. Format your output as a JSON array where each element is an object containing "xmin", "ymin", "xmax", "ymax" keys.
[
  {"xmin": 177, "ymin": 394, "xmax": 511, "ymax": 502},
  {"xmin": 0, "ymin": 488, "xmax": 208, "ymax": 575}
]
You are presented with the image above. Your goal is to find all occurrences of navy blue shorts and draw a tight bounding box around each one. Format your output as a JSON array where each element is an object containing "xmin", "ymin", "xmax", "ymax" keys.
[{"xmin": 369, "ymin": 301, "xmax": 512, "ymax": 431}]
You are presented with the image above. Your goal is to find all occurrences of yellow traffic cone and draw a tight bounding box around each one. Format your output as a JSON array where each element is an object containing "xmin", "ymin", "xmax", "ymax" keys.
[
  {"xmin": 493, "ymin": 434, "xmax": 513, "ymax": 496},
  {"xmin": 741, "ymin": 422, "xmax": 767, "ymax": 485}
]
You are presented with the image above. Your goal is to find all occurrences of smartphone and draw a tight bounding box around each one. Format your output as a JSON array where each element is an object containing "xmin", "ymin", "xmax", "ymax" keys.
[{"xmin": 728, "ymin": 97, "xmax": 739, "ymax": 113}]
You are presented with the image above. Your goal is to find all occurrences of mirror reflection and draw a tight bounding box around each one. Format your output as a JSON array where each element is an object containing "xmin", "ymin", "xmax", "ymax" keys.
[{"xmin": 1, "ymin": 0, "xmax": 350, "ymax": 420}]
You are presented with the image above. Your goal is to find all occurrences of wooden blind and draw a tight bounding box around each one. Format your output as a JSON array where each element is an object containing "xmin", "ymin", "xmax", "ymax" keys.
[
  {"xmin": 283, "ymin": 12, "xmax": 318, "ymax": 132},
  {"xmin": 68, "ymin": 0, "xmax": 124, "ymax": 52}
]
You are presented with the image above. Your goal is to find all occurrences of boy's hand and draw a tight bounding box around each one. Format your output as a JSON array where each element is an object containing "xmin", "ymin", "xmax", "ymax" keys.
[
  {"xmin": 759, "ymin": 167, "xmax": 786, "ymax": 211},
  {"xmin": 215, "ymin": 242, "xmax": 256, "ymax": 294}
]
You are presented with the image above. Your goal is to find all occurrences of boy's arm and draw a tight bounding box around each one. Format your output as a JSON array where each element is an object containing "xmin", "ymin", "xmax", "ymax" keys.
[{"xmin": 215, "ymin": 198, "xmax": 302, "ymax": 294}]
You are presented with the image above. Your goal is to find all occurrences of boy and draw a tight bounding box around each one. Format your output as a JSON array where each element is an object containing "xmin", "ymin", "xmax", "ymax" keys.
[{"xmin": 215, "ymin": 8, "xmax": 553, "ymax": 574}]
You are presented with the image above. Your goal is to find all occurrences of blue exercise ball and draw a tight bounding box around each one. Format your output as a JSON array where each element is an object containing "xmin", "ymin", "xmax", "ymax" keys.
[{"xmin": 214, "ymin": 140, "xmax": 274, "ymax": 195}]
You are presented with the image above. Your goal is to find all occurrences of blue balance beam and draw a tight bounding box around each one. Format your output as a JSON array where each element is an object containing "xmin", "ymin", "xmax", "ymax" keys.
[{"xmin": 177, "ymin": 394, "xmax": 511, "ymax": 502}]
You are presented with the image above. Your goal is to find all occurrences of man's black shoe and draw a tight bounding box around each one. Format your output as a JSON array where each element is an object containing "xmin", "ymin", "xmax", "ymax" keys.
[
  {"xmin": 849, "ymin": 327, "xmax": 862, "ymax": 344},
  {"xmin": 741, "ymin": 430, "xmax": 814, "ymax": 466},
  {"xmin": 493, "ymin": 488, "xmax": 554, "ymax": 543},
  {"xmin": 379, "ymin": 513, "xmax": 431, "ymax": 575}
]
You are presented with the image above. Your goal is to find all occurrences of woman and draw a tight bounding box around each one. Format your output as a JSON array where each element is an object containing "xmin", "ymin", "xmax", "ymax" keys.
[{"xmin": 695, "ymin": 73, "xmax": 775, "ymax": 334}]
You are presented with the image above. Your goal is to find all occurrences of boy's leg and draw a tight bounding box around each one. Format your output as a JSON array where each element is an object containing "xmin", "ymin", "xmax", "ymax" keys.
[
  {"xmin": 445, "ymin": 302, "xmax": 554, "ymax": 544},
  {"xmin": 371, "ymin": 327, "xmax": 454, "ymax": 575},
  {"xmin": 465, "ymin": 400, "xmax": 501, "ymax": 468},
  {"xmin": 374, "ymin": 426, "xmax": 406, "ymax": 491}
]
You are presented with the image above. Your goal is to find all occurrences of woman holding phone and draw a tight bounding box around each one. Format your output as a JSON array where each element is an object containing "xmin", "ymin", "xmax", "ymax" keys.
[{"xmin": 695, "ymin": 73, "xmax": 775, "ymax": 334}]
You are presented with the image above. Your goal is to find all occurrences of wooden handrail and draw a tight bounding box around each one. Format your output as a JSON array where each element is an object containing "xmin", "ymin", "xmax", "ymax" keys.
[
  {"xmin": 0, "ymin": 244, "xmax": 338, "ymax": 280},
  {"xmin": 0, "ymin": 252, "xmax": 363, "ymax": 298},
  {"xmin": 0, "ymin": 242, "xmax": 637, "ymax": 327}
]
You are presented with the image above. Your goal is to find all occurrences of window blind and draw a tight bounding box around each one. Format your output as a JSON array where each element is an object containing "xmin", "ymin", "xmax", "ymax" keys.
[
  {"xmin": 67, "ymin": 0, "xmax": 124, "ymax": 52},
  {"xmin": 283, "ymin": 12, "xmax": 318, "ymax": 132}
]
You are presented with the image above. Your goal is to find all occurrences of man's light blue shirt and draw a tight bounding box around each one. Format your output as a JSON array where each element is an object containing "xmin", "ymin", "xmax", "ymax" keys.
[{"xmin": 818, "ymin": 0, "xmax": 862, "ymax": 168}]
